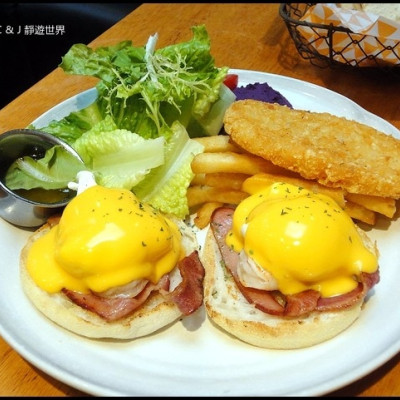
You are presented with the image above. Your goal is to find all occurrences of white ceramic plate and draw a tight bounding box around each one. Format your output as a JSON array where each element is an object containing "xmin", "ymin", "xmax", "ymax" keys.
[{"xmin": 1, "ymin": 69, "xmax": 399, "ymax": 396}]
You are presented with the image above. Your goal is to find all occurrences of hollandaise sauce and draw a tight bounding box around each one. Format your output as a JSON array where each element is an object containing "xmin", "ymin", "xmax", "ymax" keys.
[
  {"xmin": 26, "ymin": 185, "xmax": 185, "ymax": 294},
  {"xmin": 226, "ymin": 182, "xmax": 378, "ymax": 297}
]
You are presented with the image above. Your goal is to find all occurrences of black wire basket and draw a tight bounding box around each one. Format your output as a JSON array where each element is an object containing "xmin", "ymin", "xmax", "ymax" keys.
[{"xmin": 279, "ymin": 3, "xmax": 400, "ymax": 75}]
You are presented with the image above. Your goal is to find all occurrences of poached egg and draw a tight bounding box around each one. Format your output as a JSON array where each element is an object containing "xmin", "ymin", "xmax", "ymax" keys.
[
  {"xmin": 26, "ymin": 184, "xmax": 185, "ymax": 294},
  {"xmin": 226, "ymin": 180, "xmax": 378, "ymax": 297}
]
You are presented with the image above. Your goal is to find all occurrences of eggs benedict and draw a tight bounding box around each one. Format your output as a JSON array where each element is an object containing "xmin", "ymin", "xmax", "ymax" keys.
[
  {"xmin": 202, "ymin": 181, "xmax": 380, "ymax": 349},
  {"xmin": 20, "ymin": 184, "xmax": 204, "ymax": 339}
]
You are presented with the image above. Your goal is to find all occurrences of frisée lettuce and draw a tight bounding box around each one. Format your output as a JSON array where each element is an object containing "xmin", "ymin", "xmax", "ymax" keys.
[{"xmin": 54, "ymin": 25, "xmax": 233, "ymax": 139}]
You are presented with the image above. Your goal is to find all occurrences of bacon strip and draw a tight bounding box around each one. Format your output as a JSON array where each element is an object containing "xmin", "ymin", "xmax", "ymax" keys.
[
  {"xmin": 165, "ymin": 250, "xmax": 205, "ymax": 315},
  {"xmin": 62, "ymin": 251, "xmax": 205, "ymax": 322},
  {"xmin": 210, "ymin": 207, "xmax": 380, "ymax": 318},
  {"xmin": 210, "ymin": 207, "xmax": 285, "ymax": 315},
  {"xmin": 316, "ymin": 271, "xmax": 380, "ymax": 312},
  {"xmin": 285, "ymin": 290, "xmax": 321, "ymax": 316},
  {"xmin": 62, "ymin": 275, "xmax": 170, "ymax": 322}
]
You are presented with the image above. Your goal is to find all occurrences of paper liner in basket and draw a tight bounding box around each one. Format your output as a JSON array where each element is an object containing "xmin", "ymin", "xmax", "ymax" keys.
[{"xmin": 298, "ymin": 3, "xmax": 400, "ymax": 67}]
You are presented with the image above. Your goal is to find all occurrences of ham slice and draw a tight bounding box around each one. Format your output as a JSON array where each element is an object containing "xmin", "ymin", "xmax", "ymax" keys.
[{"xmin": 210, "ymin": 207, "xmax": 380, "ymax": 318}]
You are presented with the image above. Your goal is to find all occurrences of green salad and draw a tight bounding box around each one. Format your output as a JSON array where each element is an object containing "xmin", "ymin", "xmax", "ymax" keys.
[{"xmin": 5, "ymin": 25, "xmax": 236, "ymax": 218}]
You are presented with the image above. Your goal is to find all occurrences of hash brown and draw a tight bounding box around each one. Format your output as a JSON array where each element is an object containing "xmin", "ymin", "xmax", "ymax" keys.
[{"xmin": 224, "ymin": 100, "xmax": 400, "ymax": 199}]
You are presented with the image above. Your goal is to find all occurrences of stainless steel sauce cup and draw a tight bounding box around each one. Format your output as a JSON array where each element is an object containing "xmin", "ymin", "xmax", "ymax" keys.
[{"xmin": 0, "ymin": 129, "xmax": 82, "ymax": 228}]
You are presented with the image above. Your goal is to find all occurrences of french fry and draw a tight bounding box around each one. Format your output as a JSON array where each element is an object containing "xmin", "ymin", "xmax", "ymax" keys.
[
  {"xmin": 241, "ymin": 172, "xmax": 346, "ymax": 208},
  {"xmin": 345, "ymin": 193, "xmax": 396, "ymax": 218},
  {"xmin": 191, "ymin": 173, "xmax": 206, "ymax": 186},
  {"xmin": 190, "ymin": 173, "xmax": 249, "ymax": 189},
  {"xmin": 193, "ymin": 135, "xmax": 243, "ymax": 153},
  {"xmin": 187, "ymin": 185, "xmax": 248, "ymax": 208},
  {"xmin": 343, "ymin": 201, "xmax": 376, "ymax": 225},
  {"xmin": 194, "ymin": 201, "xmax": 224, "ymax": 229},
  {"xmin": 202, "ymin": 172, "xmax": 250, "ymax": 190},
  {"xmin": 191, "ymin": 152, "xmax": 287, "ymax": 175}
]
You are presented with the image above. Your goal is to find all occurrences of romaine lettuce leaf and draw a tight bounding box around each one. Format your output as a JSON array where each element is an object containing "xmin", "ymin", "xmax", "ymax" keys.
[
  {"xmin": 31, "ymin": 101, "xmax": 105, "ymax": 145},
  {"xmin": 6, "ymin": 119, "xmax": 165, "ymax": 192},
  {"xmin": 5, "ymin": 146, "xmax": 85, "ymax": 190},
  {"xmin": 72, "ymin": 120, "xmax": 165, "ymax": 189},
  {"xmin": 133, "ymin": 121, "xmax": 204, "ymax": 218}
]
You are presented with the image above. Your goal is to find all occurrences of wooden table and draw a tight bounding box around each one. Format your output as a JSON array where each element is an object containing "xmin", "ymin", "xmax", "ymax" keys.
[{"xmin": 0, "ymin": 3, "xmax": 399, "ymax": 396}]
